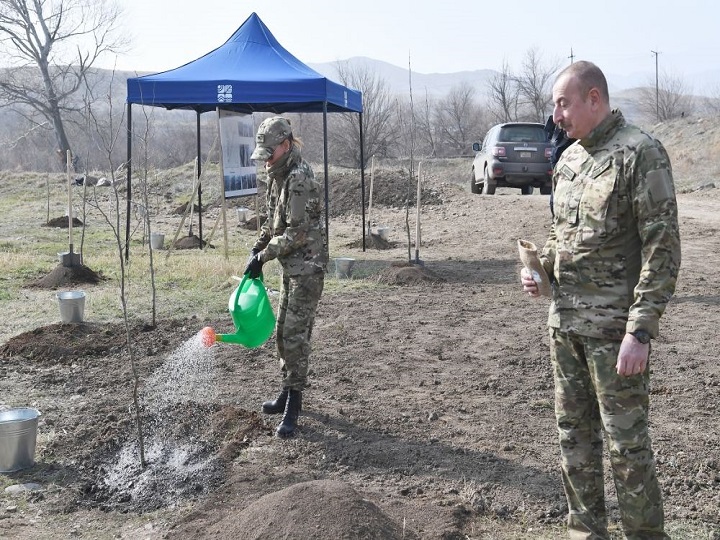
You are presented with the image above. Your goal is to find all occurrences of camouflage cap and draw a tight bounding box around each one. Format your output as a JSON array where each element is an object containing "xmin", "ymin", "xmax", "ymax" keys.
[{"xmin": 250, "ymin": 116, "xmax": 292, "ymax": 161}]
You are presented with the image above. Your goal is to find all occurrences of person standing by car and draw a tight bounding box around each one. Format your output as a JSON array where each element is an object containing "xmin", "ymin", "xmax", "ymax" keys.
[
  {"xmin": 244, "ymin": 116, "xmax": 327, "ymax": 438},
  {"xmin": 520, "ymin": 61, "xmax": 680, "ymax": 539},
  {"xmin": 543, "ymin": 115, "xmax": 575, "ymax": 217}
]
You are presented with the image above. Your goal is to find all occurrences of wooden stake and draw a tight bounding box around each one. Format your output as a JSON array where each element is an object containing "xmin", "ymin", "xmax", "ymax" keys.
[
  {"xmin": 368, "ymin": 156, "xmax": 375, "ymax": 236},
  {"xmin": 415, "ymin": 161, "xmax": 422, "ymax": 263}
]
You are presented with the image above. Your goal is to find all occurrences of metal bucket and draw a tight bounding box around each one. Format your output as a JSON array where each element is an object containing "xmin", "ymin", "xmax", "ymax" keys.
[
  {"xmin": 334, "ymin": 257, "xmax": 355, "ymax": 279},
  {"xmin": 236, "ymin": 207, "xmax": 251, "ymax": 223},
  {"xmin": 150, "ymin": 232, "xmax": 165, "ymax": 250},
  {"xmin": 0, "ymin": 408, "xmax": 41, "ymax": 472},
  {"xmin": 57, "ymin": 290, "xmax": 85, "ymax": 323}
]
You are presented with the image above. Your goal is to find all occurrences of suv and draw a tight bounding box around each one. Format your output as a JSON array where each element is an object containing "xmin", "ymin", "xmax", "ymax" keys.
[{"xmin": 470, "ymin": 122, "xmax": 553, "ymax": 195}]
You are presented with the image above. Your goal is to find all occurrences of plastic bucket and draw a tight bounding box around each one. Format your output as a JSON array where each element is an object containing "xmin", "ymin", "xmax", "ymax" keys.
[
  {"xmin": 57, "ymin": 290, "xmax": 85, "ymax": 323},
  {"xmin": 0, "ymin": 408, "xmax": 41, "ymax": 472},
  {"xmin": 225, "ymin": 275, "xmax": 276, "ymax": 348},
  {"xmin": 150, "ymin": 232, "xmax": 165, "ymax": 250},
  {"xmin": 334, "ymin": 257, "xmax": 355, "ymax": 279}
]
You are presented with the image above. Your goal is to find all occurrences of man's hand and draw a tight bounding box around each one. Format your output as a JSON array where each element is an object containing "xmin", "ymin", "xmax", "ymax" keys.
[
  {"xmin": 520, "ymin": 267, "xmax": 540, "ymax": 297},
  {"xmin": 616, "ymin": 333, "xmax": 650, "ymax": 376},
  {"xmin": 244, "ymin": 253, "xmax": 264, "ymax": 279}
]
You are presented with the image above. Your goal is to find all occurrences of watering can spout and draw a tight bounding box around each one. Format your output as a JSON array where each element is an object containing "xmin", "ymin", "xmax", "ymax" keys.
[{"xmin": 216, "ymin": 332, "xmax": 252, "ymax": 345}]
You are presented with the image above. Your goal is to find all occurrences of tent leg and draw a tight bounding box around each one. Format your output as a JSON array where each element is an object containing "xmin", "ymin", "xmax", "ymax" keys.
[
  {"xmin": 125, "ymin": 103, "xmax": 132, "ymax": 263},
  {"xmin": 196, "ymin": 110, "xmax": 203, "ymax": 249},
  {"xmin": 359, "ymin": 112, "xmax": 366, "ymax": 252},
  {"xmin": 323, "ymin": 105, "xmax": 330, "ymax": 259}
]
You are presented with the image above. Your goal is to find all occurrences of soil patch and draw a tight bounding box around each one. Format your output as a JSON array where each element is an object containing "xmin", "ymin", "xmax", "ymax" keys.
[{"xmin": 0, "ymin": 169, "xmax": 719, "ymax": 538}]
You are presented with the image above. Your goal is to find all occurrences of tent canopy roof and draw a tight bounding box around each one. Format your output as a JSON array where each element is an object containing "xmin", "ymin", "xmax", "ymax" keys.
[{"xmin": 126, "ymin": 13, "xmax": 362, "ymax": 114}]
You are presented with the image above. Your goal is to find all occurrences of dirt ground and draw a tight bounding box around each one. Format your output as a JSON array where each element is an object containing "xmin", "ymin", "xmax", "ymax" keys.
[{"xmin": 0, "ymin": 162, "xmax": 719, "ymax": 539}]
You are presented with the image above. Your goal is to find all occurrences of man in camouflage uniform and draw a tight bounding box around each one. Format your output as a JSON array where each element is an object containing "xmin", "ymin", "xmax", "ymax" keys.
[
  {"xmin": 245, "ymin": 116, "xmax": 327, "ymax": 437},
  {"xmin": 520, "ymin": 61, "xmax": 681, "ymax": 539}
]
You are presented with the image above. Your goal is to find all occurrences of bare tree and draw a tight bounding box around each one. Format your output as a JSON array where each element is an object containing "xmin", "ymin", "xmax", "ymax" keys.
[
  {"xmin": 84, "ymin": 67, "xmax": 148, "ymax": 467},
  {"xmin": 331, "ymin": 61, "xmax": 398, "ymax": 167},
  {"xmin": 487, "ymin": 60, "xmax": 520, "ymax": 123},
  {"xmin": 701, "ymin": 84, "xmax": 720, "ymax": 117},
  {"xmin": 513, "ymin": 47, "xmax": 558, "ymax": 122},
  {"xmin": 434, "ymin": 82, "xmax": 487, "ymax": 156},
  {"xmin": 0, "ymin": 0, "xmax": 126, "ymax": 171},
  {"xmin": 638, "ymin": 72, "xmax": 695, "ymax": 122},
  {"xmin": 414, "ymin": 89, "xmax": 439, "ymax": 157}
]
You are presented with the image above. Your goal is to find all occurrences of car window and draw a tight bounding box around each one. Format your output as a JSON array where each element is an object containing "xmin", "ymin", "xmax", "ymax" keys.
[
  {"xmin": 499, "ymin": 126, "xmax": 546, "ymax": 143},
  {"xmin": 482, "ymin": 130, "xmax": 491, "ymax": 150}
]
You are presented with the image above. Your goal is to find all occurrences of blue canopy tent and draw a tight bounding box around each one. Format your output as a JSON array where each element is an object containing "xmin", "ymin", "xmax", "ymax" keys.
[{"xmin": 125, "ymin": 12, "xmax": 367, "ymax": 258}]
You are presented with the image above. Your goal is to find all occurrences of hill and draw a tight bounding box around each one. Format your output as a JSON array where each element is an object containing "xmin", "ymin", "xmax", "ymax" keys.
[{"xmin": 309, "ymin": 56, "xmax": 497, "ymax": 97}]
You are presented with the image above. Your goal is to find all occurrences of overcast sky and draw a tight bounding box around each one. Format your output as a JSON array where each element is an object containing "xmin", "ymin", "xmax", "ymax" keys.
[{"xmin": 106, "ymin": 0, "xmax": 719, "ymax": 92}]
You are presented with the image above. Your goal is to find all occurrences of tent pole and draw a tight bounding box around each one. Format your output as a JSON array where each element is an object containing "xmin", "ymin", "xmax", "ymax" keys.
[
  {"xmin": 196, "ymin": 110, "xmax": 203, "ymax": 248},
  {"xmin": 125, "ymin": 103, "xmax": 132, "ymax": 263},
  {"xmin": 323, "ymin": 103, "xmax": 330, "ymax": 258},
  {"xmin": 359, "ymin": 112, "xmax": 366, "ymax": 252}
]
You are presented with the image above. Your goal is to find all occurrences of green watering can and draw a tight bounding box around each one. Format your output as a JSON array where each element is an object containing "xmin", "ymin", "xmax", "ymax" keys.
[{"xmin": 201, "ymin": 274, "xmax": 276, "ymax": 348}]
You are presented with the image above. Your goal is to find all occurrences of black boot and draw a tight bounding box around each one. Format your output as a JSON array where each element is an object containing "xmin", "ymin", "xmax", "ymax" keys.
[
  {"xmin": 261, "ymin": 388, "xmax": 289, "ymax": 415},
  {"xmin": 276, "ymin": 389, "xmax": 302, "ymax": 437}
]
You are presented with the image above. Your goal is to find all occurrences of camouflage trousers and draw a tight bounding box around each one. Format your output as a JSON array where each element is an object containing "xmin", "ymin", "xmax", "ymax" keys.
[
  {"xmin": 275, "ymin": 272, "xmax": 324, "ymax": 391},
  {"xmin": 549, "ymin": 328, "xmax": 668, "ymax": 540}
]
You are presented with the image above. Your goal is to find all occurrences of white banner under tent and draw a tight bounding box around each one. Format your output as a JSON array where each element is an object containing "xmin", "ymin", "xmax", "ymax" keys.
[{"xmin": 218, "ymin": 109, "xmax": 257, "ymax": 198}]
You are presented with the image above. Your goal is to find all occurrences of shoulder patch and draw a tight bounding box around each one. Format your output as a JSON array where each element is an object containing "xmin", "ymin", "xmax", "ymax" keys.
[
  {"xmin": 646, "ymin": 168, "xmax": 673, "ymax": 205},
  {"xmin": 643, "ymin": 147, "xmax": 663, "ymax": 162},
  {"xmin": 559, "ymin": 164, "xmax": 576, "ymax": 182}
]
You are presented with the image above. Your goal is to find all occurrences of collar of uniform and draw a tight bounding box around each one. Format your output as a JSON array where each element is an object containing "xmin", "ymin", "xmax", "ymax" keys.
[{"xmin": 579, "ymin": 109, "xmax": 625, "ymax": 150}]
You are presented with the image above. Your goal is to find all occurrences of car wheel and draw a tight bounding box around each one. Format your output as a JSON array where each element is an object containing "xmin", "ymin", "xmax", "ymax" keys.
[
  {"xmin": 470, "ymin": 170, "xmax": 480, "ymax": 194},
  {"xmin": 482, "ymin": 168, "xmax": 496, "ymax": 195},
  {"xmin": 521, "ymin": 185, "xmax": 534, "ymax": 195},
  {"xmin": 540, "ymin": 185, "xmax": 552, "ymax": 195}
]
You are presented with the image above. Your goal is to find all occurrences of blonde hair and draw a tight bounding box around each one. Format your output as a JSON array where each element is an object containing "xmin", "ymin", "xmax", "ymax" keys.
[{"xmin": 289, "ymin": 134, "xmax": 304, "ymax": 150}]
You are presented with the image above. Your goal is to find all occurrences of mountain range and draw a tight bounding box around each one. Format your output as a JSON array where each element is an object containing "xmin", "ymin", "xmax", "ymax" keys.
[{"xmin": 308, "ymin": 56, "xmax": 720, "ymax": 99}]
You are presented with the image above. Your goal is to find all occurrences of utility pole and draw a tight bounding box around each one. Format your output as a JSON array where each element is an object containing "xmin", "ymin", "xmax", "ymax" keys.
[
  {"xmin": 651, "ymin": 50, "xmax": 660, "ymax": 121},
  {"xmin": 569, "ymin": 48, "xmax": 575, "ymax": 64}
]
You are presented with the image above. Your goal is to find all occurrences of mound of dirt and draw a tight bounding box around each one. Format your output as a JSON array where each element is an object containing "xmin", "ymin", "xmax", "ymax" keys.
[
  {"xmin": 44, "ymin": 216, "xmax": 83, "ymax": 228},
  {"xmin": 325, "ymin": 168, "xmax": 445, "ymax": 217},
  {"xmin": 174, "ymin": 234, "xmax": 214, "ymax": 249},
  {"xmin": 173, "ymin": 202, "xmax": 202, "ymax": 215},
  {"xmin": 25, "ymin": 263, "xmax": 102, "ymax": 289},
  {"xmin": 0, "ymin": 320, "xmax": 165, "ymax": 363},
  {"xmin": 345, "ymin": 232, "xmax": 394, "ymax": 250},
  {"xmin": 375, "ymin": 262, "xmax": 444, "ymax": 285},
  {"xmin": 238, "ymin": 215, "xmax": 266, "ymax": 230},
  {"xmin": 211, "ymin": 480, "xmax": 415, "ymax": 540}
]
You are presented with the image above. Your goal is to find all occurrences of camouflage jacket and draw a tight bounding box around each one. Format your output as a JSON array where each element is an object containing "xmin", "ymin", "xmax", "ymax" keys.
[
  {"xmin": 540, "ymin": 110, "xmax": 681, "ymax": 340},
  {"xmin": 253, "ymin": 146, "xmax": 327, "ymax": 276}
]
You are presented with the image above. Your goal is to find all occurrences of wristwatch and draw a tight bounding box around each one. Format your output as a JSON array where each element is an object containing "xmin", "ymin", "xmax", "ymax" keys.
[{"xmin": 630, "ymin": 330, "xmax": 651, "ymax": 344}]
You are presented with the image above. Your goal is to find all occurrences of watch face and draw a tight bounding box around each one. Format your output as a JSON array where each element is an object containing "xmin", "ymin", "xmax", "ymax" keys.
[{"xmin": 633, "ymin": 331, "xmax": 651, "ymax": 344}]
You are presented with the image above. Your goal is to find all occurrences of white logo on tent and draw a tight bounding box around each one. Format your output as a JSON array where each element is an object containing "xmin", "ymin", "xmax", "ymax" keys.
[{"xmin": 218, "ymin": 84, "xmax": 233, "ymax": 103}]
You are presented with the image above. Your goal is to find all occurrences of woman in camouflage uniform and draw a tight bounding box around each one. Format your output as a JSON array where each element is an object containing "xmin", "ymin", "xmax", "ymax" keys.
[{"xmin": 245, "ymin": 116, "xmax": 327, "ymax": 437}]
